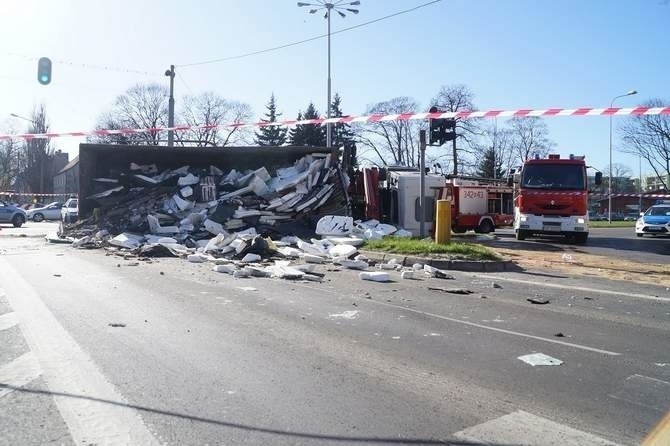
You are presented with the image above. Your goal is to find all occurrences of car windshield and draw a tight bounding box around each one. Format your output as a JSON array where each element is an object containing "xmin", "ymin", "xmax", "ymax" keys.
[
  {"xmin": 521, "ymin": 164, "xmax": 585, "ymax": 190},
  {"xmin": 69, "ymin": 200, "xmax": 78, "ymax": 208},
  {"xmin": 646, "ymin": 206, "xmax": 670, "ymax": 216}
]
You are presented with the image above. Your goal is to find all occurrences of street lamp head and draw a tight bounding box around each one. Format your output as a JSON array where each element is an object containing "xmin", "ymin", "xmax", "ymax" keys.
[
  {"xmin": 346, "ymin": 8, "xmax": 359, "ymax": 14},
  {"xmin": 627, "ymin": 90, "xmax": 638, "ymax": 96},
  {"xmin": 309, "ymin": 8, "xmax": 318, "ymax": 13},
  {"xmin": 297, "ymin": 2, "xmax": 311, "ymax": 6},
  {"xmin": 349, "ymin": 1, "xmax": 361, "ymax": 4}
]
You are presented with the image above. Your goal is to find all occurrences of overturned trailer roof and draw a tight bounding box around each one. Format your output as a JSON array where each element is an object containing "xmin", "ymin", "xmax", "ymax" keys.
[{"xmin": 78, "ymin": 143, "xmax": 339, "ymax": 217}]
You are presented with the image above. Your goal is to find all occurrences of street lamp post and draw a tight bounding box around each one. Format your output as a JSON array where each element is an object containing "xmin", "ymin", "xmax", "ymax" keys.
[
  {"xmin": 608, "ymin": 90, "xmax": 637, "ymax": 223},
  {"xmin": 298, "ymin": 1, "xmax": 360, "ymax": 148}
]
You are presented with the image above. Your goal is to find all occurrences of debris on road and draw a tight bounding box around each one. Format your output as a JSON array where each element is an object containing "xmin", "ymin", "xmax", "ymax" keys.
[
  {"xmin": 491, "ymin": 282, "xmax": 503, "ymax": 289},
  {"xmin": 428, "ymin": 287, "xmax": 474, "ymax": 295},
  {"xmin": 400, "ymin": 271, "xmax": 414, "ymax": 280},
  {"xmin": 423, "ymin": 264, "xmax": 454, "ymax": 279},
  {"xmin": 527, "ymin": 296, "xmax": 550, "ymax": 305},
  {"xmin": 518, "ymin": 353, "xmax": 563, "ymax": 367},
  {"xmin": 554, "ymin": 332, "xmax": 565, "ymax": 337},
  {"xmin": 328, "ymin": 310, "xmax": 360, "ymax": 320},
  {"xmin": 236, "ymin": 286, "xmax": 258, "ymax": 292},
  {"xmin": 53, "ymin": 274, "xmax": 62, "ymax": 277},
  {"xmin": 359, "ymin": 271, "xmax": 390, "ymax": 282},
  {"xmin": 108, "ymin": 322, "xmax": 127, "ymax": 328}
]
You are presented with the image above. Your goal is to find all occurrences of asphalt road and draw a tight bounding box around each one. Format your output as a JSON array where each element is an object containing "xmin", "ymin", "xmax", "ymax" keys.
[
  {"xmin": 1, "ymin": 234, "xmax": 669, "ymax": 445},
  {"xmin": 494, "ymin": 227, "xmax": 670, "ymax": 264}
]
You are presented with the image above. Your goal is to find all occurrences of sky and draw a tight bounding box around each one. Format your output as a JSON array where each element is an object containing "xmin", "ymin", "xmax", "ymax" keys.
[{"xmin": 0, "ymin": 0, "xmax": 668, "ymax": 177}]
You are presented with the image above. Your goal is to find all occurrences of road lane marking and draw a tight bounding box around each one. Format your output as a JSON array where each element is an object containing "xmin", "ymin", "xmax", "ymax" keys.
[
  {"xmin": 474, "ymin": 275, "xmax": 670, "ymax": 302},
  {"xmin": 0, "ymin": 257, "xmax": 161, "ymax": 446},
  {"xmin": 454, "ymin": 410, "xmax": 620, "ymax": 445},
  {"xmin": 0, "ymin": 352, "xmax": 42, "ymax": 399},
  {"xmin": 609, "ymin": 374, "xmax": 670, "ymax": 412},
  {"xmin": 0, "ymin": 311, "xmax": 19, "ymax": 331},
  {"xmin": 292, "ymin": 283, "xmax": 621, "ymax": 356}
]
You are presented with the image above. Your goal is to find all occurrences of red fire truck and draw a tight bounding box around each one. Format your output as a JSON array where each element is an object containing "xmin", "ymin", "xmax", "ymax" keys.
[
  {"xmin": 437, "ymin": 176, "xmax": 514, "ymax": 234},
  {"xmin": 512, "ymin": 154, "xmax": 602, "ymax": 243}
]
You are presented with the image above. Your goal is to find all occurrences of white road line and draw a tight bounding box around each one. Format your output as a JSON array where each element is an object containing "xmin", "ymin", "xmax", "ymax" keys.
[
  {"xmin": 0, "ymin": 257, "xmax": 161, "ymax": 446},
  {"xmin": 609, "ymin": 374, "xmax": 670, "ymax": 412},
  {"xmin": 454, "ymin": 410, "xmax": 620, "ymax": 445},
  {"xmin": 291, "ymin": 283, "xmax": 621, "ymax": 356},
  {"xmin": 0, "ymin": 311, "xmax": 19, "ymax": 331},
  {"xmin": 474, "ymin": 274, "xmax": 670, "ymax": 302},
  {"xmin": 0, "ymin": 352, "xmax": 42, "ymax": 399}
]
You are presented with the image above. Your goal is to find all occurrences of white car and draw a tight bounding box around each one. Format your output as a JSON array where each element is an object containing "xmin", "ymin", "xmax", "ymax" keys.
[
  {"xmin": 635, "ymin": 204, "xmax": 670, "ymax": 237},
  {"xmin": 26, "ymin": 202, "xmax": 64, "ymax": 222},
  {"xmin": 61, "ymin": 198, "xmax": 79, "ymax": 223}
]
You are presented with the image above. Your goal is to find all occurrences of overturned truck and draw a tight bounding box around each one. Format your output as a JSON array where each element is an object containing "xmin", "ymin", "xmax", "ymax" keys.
[{"xmin": 73, "ymin": 144, "xmax": 350, "ymax": 242}]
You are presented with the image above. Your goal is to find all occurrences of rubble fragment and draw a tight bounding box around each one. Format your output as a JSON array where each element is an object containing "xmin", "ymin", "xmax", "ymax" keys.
[
  {"xmin": 518, "ymin": 353, "xmax": 563, "ymax": 367},
  {"xmin": 359, "ymin": 271, "xmax": 390, "ymax": 282},
  {"xmin": 527, "ymin": 297, "xmax": 550, "ymax": 305}
]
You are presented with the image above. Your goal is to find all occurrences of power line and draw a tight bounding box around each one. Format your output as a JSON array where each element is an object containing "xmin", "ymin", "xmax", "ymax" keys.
[
  {"xmin": 177, "ymin": 71, "xmax": 194, "ymax": 95},
  {"xmin": 1, "ymin": 51, "xmax": 160, "ymax": 77},
  {"xmin": 177, "ymin": 0, "xmax": 443, "ymax": 68}
]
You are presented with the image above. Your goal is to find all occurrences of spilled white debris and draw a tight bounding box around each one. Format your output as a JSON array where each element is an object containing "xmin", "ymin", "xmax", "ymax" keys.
[{"xmin": 517, "ymin": 353, "xmax": 563, "ymax": 367}]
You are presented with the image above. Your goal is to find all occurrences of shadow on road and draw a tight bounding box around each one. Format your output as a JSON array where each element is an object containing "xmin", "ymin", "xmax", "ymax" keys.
[{"xmin": 0, "ymin": 383, "xmax": 511, "ymax": 445}]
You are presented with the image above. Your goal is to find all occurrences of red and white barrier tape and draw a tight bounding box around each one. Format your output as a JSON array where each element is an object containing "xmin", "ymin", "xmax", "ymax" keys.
[
  {"xmin": 523, "ymin": 191, "xmax": 670, "ymax": 198},
  {"xmin": 0, "ymin": 191, "xmax": 74, "ymax": 197},
  {"xmin": 1, "ymin": 106, "xmax": 668, "ymax": 142}
]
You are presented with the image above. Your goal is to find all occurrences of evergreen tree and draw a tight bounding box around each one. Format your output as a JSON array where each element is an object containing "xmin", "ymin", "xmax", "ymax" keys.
[
  {"xmin": 477, "ymin": 147, "xmax": 503, "ymax": 178},
  {"xmin": 289, "ymin": 102, "xmax": 326, "ymax": 147},
  {"xmin": 255, "ymin": 93, "xmax": 287, "ymax": 146},
  {"xmin": 330, "ymin": 93, "xmax": 354, "ymax": 148}
]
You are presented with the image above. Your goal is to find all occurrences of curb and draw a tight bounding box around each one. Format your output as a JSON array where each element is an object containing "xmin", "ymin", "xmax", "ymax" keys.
[{"xmin": 358, "ymin": 249, "xmax": 517, "ymax": 273}]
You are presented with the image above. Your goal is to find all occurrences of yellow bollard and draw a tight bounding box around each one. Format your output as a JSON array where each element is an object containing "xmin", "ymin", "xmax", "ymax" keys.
[{"xmin": 435, "ymin": 199, "xmax": 451, "ymax": 244}]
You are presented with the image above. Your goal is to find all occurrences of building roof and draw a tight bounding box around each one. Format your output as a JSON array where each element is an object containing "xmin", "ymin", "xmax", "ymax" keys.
[{"xmin": 57, "ymin": 155, "xmax": 79, "ymax": 175}]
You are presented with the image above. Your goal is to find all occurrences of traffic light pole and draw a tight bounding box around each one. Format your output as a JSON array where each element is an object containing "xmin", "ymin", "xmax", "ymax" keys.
[{"xmin": 419, "ymin": 130, "xmax": 426, "ymax": 238}]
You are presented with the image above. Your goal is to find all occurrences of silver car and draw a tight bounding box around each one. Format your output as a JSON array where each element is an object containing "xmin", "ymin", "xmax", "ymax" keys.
[
  {"xmin": 0, "ymin": 200, "xmax": 27, "ymax": 227},
  {"xmin": 26, "ymin": 202, "xmax": 64, "ymax": 221}
]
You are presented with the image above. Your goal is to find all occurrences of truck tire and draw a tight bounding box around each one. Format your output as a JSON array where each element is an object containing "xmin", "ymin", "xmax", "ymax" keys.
[
  {"xmin": 515, "ymin": 229, "xmax": 528, "ymax": 240},
  {"xmin": 33, "ymin": 213, "xmax": 44, "ymax": 222},
  {"xmin": 574, "ymin": 233, "xmax": 588, "ymax": 244},
  {"xmin": 477, "ymin": 219, "xmax": 494, "ymax": 234},
  {"xmin": 12, "ymin": 214, "xmax": 25, "ymax": 228},
  {"xmin": 636, "ymin": 233, "xmax": 643, "ymax": 237},
  {"xmin": 452, "ymin": 226, "xmax": 467, "ymax": 234}
]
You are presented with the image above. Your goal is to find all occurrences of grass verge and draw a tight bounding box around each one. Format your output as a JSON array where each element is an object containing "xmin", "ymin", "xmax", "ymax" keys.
[
  {"xmin": 589, "ymin": 220, "xmax": 636, "ymax": 228},
  {"xmin": 364, "ymin": 237, "xmax": 501, "ymax": 261}
]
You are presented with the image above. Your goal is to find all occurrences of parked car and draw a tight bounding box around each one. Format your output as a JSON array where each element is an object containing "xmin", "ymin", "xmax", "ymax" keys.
[
  {"xmin": 623, "ymin": 213, "xmax": 639, "ymax": 222},
  {"xmin": 61, "ymin": 198, "xmax": 79, "ymax": 223},
  {"xmin": 635, "ymin": 204, "xmax": 670, "ymax": 237},
  {"xmin": 0, "ymin": 200, "xmax": 27, "ymax": 227},
  {"xmin": 26, "ymin": 202, "xmax": 64, "ymax": 221}
]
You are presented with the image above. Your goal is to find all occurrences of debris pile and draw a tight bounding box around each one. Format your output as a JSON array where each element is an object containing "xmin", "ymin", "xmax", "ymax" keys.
[{"xmin": 54, "ymin": 156, "xmax": 440, "ymax": 282}]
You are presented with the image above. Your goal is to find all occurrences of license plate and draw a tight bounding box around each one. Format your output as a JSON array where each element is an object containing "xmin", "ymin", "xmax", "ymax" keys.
[
  {"xmin": 542, "ymin": 225, "xmax": 561, "ymax": 232},
  {"xmin": 646, "ymin": 227, "xmax": 662, "ymax": 232}
]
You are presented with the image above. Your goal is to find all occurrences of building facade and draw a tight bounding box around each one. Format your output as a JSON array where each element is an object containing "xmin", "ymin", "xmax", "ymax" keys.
[{"xmin": 53, "ymin": 156, "xmax": 79, "ymax": 195}]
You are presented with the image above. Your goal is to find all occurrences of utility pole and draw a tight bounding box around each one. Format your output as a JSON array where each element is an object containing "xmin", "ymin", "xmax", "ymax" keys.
[
  {"xmin": 326, "ymin": 6, "xmax": 332, "ymax": 148},
  {"xmin": 165, "ymin": 65, "xmax": 176, "ymax": 147},
  {"xmin": 452, "ymin": 134, "xmax": 457, "ymax": 175},
  {"xmin": 419, "ymin": 130, "xmax": 426, "ymax": 238}
]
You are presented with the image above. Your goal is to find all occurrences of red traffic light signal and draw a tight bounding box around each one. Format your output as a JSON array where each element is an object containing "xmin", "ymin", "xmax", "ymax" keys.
[{"xmin": 37, "ymin": 57, "xmax": 52, "ymax": 85}]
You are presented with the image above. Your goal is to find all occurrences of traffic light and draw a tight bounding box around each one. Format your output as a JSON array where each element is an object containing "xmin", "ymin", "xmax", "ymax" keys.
[
  {"xmin": 37, "ymin": 57, "xmax": 52, "ymax": 85},
  {"xmin": 428, "ymin": 106, "xmax": 456, "ymax": 146}
]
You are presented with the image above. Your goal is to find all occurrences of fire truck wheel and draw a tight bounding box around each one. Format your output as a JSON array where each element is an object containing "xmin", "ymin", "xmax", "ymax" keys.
[
  {"xmin": 477, "ymin": 219, "xmax": 494, "ymax": 234},
  {"xmin": 515, "ymin": 230, "xmax": 528, "ymax": 241},
  {"xmin": 452, "ymin": 226, "xmax": 467, "ymax": 234},
  {"xmin": 574, "ymin": 233, "xmax": 588, "ymax": 244}
]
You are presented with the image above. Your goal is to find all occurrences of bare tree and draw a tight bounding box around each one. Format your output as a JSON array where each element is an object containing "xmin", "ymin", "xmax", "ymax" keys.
[
  {"xmin": 430, "ymin": 84, "xmax": 479, "ymax": 175},
  {"xmin": 619, "ymin": 98, "xmax": 670, "ymax": 190},
  {"xmin": 355, "ymin": 97, "xmax": 425, "ymax": 167},
  {"xmin": 20, "ymin": 105, "xmax": 55, "ymax": 193},
  {"xmin": 91, "ymin": 83, "xmax": 169, "ymax": 145},
  {"xmin": 0, "ymin": 137, "xmax": 22, "ymax": 191},
  {"xmin": 507, "ymin": 117, "xmax": 555, "ymax": 164},
  {"xmin": 474, "ymin": 122, "xmax": 515, "ymax": 178},
  {"xmin": 179, "ymin": 92, "xmax": 253, "ymax": 147},
  {"xmin": 601, "ymin": 163, "xmax": 633, "ymax": 193}
]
